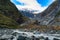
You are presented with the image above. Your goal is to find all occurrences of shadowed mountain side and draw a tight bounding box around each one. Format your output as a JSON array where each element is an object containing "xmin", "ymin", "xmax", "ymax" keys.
[{"xmin": 0, "ymin": 0, "xmax": 28, "ymax": 28}]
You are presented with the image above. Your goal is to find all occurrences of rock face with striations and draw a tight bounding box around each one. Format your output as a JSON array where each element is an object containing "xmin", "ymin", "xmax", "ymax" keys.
[
  {"xmin": 36, "ymin": 0, "xmax": 60, "ymax": 25},
  {"xmin": 37, "ymin": 0, "xmax": 60, "ymax": 17},
  {"xmin": 0, "ymin": 0, "xmax": 27, "ymax": 28}
]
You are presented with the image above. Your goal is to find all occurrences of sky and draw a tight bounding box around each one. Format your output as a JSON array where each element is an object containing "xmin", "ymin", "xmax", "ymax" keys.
[{"xmin": 10, "ymin": 0, "xmax": 55, "ymax": 14}]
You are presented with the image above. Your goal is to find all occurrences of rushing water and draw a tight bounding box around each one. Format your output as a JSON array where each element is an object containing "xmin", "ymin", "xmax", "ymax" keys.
[
  {"xmin": 0, "ymin": 29, "xmax": 60, "ymax": 40},
  {"xmin": 13, "ymin": 29, "xmax": 60, "ymax": 40}
]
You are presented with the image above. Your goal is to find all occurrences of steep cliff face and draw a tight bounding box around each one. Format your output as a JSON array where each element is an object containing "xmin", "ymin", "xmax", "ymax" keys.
[
  {"xmin": 39, "ymin": 0, "xmax": 58, "ymax": 17},
  {"xmin": 37, "ymin": 0, "xmax": 60, "ymax": 17},
  {"xmin": 36, "ymin": 0, "xmax": 60, "ymax": 26},
  {"xmin": 0, "ymin": 0, "xmax": 27, "ymax": 28}
]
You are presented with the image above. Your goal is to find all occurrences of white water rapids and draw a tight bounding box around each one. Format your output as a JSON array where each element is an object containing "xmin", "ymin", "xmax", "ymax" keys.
[{"xmin": 12, "ymin": 29, "xmax": 60, "ymax": 40}]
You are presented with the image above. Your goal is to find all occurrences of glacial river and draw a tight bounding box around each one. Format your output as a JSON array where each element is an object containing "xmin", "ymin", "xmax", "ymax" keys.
[
  {"xmin": 13, "ymin": 29, "xmax": 60, "ymax": 40},
  {"xmin": 0, "ymin": 28, "xmax": 60, "ymax": 40}
]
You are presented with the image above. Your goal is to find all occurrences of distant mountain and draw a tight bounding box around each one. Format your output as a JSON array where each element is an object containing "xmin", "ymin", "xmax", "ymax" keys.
[
  {"xmin": 20, "ymin": 10, "xmax": 33, "ymax": 18},
  {"xmin": 19, "ymin": 0, "xmax": 60, "ymax": 19},
  {"xmin": 0, "ymin": 0, "xmax": 28, "ymax": 28},
  {"xmin": 19, "ymin": 9, "xmax": 39, "ymax": 18}
]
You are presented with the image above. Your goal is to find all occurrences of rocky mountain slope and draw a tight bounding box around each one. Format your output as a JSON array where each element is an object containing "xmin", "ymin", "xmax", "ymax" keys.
[
  {"xmin": 36, "ymin": 0, "xmax": 60, "ymax": 25},
  {"xmin": 0, "ymin": 0, "xmax": 28, "ymax": 28},
  {"xmin": 37, "ymin": 0, "xmax": 59, "ymax": 17},
  {"xmin": 22, "ymin": 0, "xmax": 60, "ymax": 31},
  {"xmin": 20, "ymin": 10, "xmax": 34, "ymax": 18}
]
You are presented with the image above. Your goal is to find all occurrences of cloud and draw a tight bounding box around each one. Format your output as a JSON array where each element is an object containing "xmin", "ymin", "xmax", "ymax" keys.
[
  {"xmin": 16, "ymin": 5, "xmax": 47, "ymax": 13},
  {"xmin": 14, "ymin": 0, "xmax": 55, "ymax": 14}
]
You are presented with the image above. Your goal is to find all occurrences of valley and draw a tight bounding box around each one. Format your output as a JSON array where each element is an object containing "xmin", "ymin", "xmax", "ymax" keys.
[{"xmin": 0, "ymin": 0, "xmax": 60, "ymax": 40}]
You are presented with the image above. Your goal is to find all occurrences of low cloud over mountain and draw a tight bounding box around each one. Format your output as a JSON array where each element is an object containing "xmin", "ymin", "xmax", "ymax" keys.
[{"xmin": 11, "ymin": 0, "xmax": 55, "ymax": 14}]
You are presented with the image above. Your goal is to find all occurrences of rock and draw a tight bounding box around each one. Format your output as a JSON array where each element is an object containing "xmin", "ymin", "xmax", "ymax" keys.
[{"xmin": 53, "ymin": 38, "xmax": 60, "ymax": 40}]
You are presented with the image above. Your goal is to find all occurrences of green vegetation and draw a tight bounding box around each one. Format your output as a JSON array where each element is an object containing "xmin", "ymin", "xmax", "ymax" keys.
[
  {"xmin": 0, "ymin": 0, "xmax": 28, "ymax": 28},
  {"xmin": 0, "ymin": 14, "xmax": 19, "ymax": 28}
]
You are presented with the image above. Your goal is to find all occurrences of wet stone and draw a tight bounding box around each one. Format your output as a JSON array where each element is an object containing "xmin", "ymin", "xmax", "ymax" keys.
[{"xmin": 53, "ymin": 38, "xmax": 60, "ymax": 40}]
